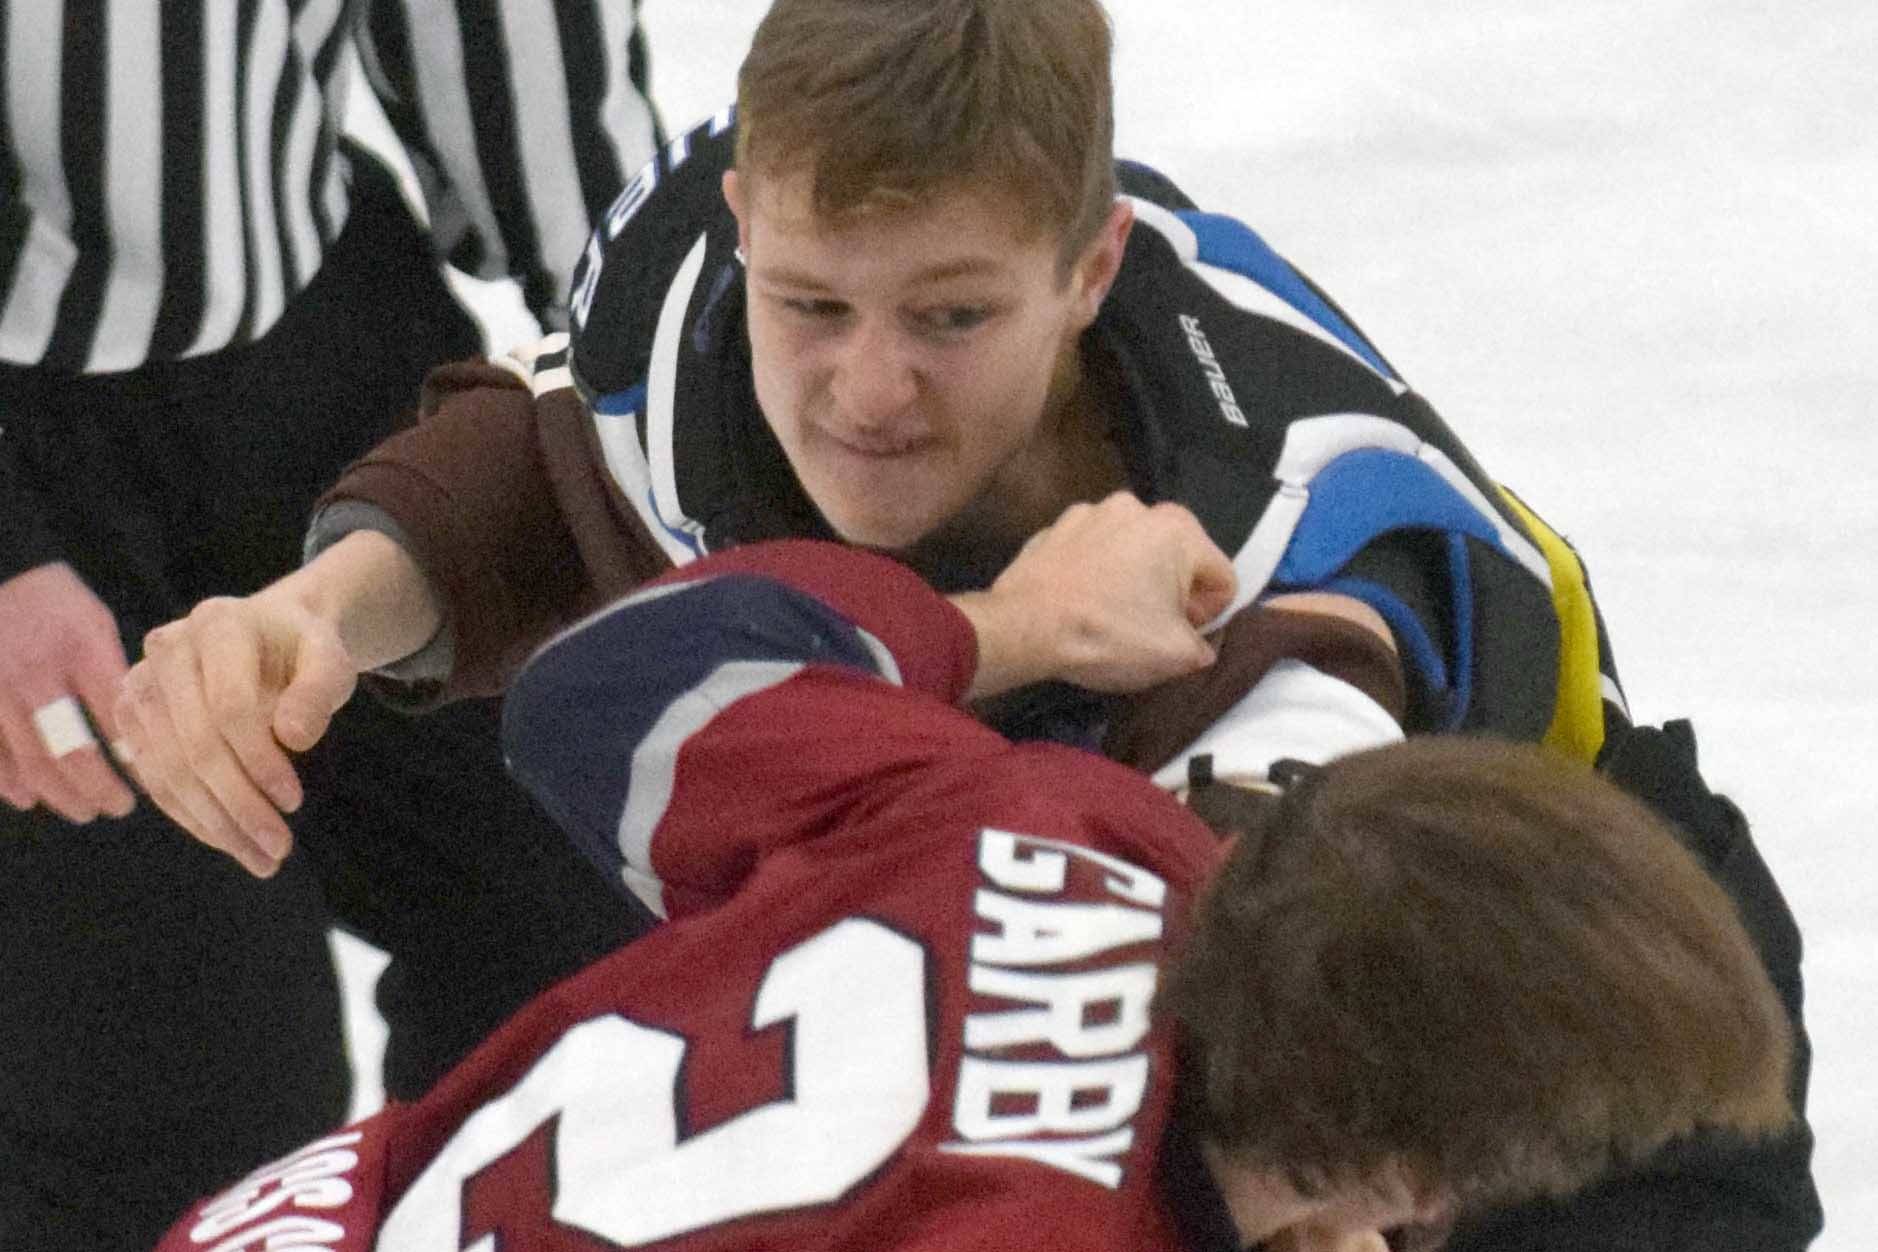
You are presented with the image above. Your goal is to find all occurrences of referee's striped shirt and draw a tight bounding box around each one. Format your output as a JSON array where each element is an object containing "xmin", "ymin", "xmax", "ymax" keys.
[{"xmin": 0, "ymin": 0, "xmax": 657, "ymax": 375}]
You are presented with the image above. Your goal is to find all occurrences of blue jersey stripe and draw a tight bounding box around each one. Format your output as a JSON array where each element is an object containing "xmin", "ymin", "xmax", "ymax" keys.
[
  {"xmin": 1273, "ymin": 448, "xmax": 1503, "ymax": 587},
  {"xmin": 1322, "ymin": 574, "xmax": 1459, "ymax": 729},
  {"xmin": 592, "ymin": 382, "xmax": 647, "ymax": 416},
  {"xmin": 1272, "ymin": 448, "xmax": 1508, "ymax": 729},
  {"xmin": 1178, "ymin": 211, "xmax": 1396, "ymax": 380}
]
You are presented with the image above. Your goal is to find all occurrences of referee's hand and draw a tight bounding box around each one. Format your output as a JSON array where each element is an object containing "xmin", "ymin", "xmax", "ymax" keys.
[{"xmin": 0, "ymin": 562, "xmax": 137, "ymax": 823}]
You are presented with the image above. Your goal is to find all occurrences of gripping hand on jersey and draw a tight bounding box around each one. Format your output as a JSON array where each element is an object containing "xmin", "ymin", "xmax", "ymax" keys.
[
  {"xmin": 115, "ymin": 530, "xmax": 439, "ymax": 877},
  {"xmin": 953, "ymin": 492, "xmax": 1236, "ymax": 699}
]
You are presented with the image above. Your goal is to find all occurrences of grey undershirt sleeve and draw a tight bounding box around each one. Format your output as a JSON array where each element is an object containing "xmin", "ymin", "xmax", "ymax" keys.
[{"xmin": 303, "ymin": 500, "xmax": 455, "ymax": 686}]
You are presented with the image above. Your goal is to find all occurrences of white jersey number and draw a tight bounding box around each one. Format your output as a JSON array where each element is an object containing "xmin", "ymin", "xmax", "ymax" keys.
[{"xmin": 378, "ymin": 919, "xmax": 930, "ymax": 1249}]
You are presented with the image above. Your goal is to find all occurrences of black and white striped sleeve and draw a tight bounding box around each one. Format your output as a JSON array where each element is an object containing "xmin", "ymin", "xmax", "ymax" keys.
[
  {"xmin": 1, "ymin": 0, "xmax": 359, "ymax": 373},
  {"xmin": 356, "ymin": 0, "xmax": 659, "ymax": 329}
]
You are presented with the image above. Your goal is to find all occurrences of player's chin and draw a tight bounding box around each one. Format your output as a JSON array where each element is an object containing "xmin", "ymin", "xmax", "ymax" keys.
[
  {"xmin": 828, "ymin": 510, "xmax": 936, "ymax": 552},
  {"xmin": 814, "ymin": 479, "xmax": 949, "ymax": 551}
]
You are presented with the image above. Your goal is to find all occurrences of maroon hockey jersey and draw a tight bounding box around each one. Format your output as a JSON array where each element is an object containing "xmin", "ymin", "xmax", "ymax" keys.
[{"xmin": 155, "ymin": 541, "xmax": 1225, "ymax": 1251}]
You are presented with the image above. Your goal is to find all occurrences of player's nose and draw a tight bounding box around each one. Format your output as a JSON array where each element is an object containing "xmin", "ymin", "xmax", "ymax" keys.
[{"xmin": 828, "ymin": 318, "xmax": 919, "ymax": 427}]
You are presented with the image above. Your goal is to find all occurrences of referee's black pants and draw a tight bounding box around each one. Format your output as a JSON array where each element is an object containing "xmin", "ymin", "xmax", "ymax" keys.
[{"xmin": 0, "ymin": 154, "xmax": 651, "ymax": 1251}]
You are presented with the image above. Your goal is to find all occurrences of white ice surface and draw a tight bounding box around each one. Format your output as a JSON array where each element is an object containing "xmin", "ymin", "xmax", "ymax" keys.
[{"xmin": 340, "ymin": 3, "xmax": 1878, "ymax": 1244}]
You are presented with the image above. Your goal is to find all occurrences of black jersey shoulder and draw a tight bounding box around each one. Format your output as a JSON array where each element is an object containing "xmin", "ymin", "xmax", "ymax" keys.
[{"xmin": 568, "ymin": 111, "xmax": 742, "ymax": 404}]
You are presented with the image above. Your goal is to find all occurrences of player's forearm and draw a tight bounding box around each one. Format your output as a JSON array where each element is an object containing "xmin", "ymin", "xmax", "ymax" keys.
[{"xmin": 257, "ymin": 529, "xmax": 443, "ymax": 672}]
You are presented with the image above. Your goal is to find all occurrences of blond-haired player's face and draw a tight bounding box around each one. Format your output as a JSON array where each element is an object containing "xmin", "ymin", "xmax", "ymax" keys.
[{"xmin": 726, "ymin": 169, "xmax": 1127, "ymax": 550}]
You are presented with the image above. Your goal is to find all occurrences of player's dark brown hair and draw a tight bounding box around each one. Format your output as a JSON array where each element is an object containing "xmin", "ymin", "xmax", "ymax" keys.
[
  {"xmin": 1165, "ymin": 736, "xmax": 1794, "ymax": 1212},
  {"xmin": 733, "ymin": 0, "xmax": 1118, "ymax": 276}
]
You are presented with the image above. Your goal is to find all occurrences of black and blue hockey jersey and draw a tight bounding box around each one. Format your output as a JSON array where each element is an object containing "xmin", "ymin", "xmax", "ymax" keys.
[{"xmin": 556, "ymin": 110, "xmax": 1623, "ymax": 755}]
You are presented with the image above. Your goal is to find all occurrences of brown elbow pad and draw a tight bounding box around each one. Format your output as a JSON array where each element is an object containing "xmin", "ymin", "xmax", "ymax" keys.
[{"xmin": 1102, "ymin": 604, "xmax": 1407, "ymax": 775}]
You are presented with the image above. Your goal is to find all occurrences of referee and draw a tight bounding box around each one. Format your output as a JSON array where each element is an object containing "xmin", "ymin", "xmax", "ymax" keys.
[{"xmin": 0, "ymin": 3, "xmax": 658, "ymax": 1246}]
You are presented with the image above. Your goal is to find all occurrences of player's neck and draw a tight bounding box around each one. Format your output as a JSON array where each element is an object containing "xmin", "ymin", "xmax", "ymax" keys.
[
  {"xmin": 892, "ymin": 340, "xmax": 1125, "ymax": 591},
  {"xmin": 987, "ymin": 338, "xmax": 1127, "ymax": 533}
]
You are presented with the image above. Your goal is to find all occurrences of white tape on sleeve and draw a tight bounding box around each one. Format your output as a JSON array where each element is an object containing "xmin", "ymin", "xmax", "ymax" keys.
[{"xmin": 1150, "ymin": 659, "xmax": 1404, "ymax": 791}]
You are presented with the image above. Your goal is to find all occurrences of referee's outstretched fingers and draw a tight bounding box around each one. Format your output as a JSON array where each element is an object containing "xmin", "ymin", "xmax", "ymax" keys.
[
  {"xmin": 69, "ymin": 656, "xmax": 138, "ymax": 817},
  {"xmin": 0, "ymin": 741, "xmax": 29, "ymax": 810},
  {"xmin": 0, "ymin": 562, "xmax": 138, "ymax": 822},
  {"xmin": 0, "ymin": 682, "xmax": 137, "ymax": 825}
]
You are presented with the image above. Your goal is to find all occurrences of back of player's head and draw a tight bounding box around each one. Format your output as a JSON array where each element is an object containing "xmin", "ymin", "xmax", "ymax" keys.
[
  {"xmin": 1164, "ymin": 736, "xmax": 1794, "ymax": 1214},
  {"xmin": 734, "ymin": 0, "xmax": 1118, "ymax": 275}
]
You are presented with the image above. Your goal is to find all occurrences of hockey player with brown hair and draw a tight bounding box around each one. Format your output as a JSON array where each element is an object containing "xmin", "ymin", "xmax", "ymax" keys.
[
  {"xmin": 153, "ymin": 500, "xmax": 1794, "ymax": 1251},
  {"xmin": 119, "ymin": 2, "xmax": 1818, "ymax": 1245}
]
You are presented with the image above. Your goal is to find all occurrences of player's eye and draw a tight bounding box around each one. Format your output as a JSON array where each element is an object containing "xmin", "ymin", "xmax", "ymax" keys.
[
  {"xmin": 910, "ymin": 305, "xmax": 994, "ymax": 337},
  {"xmin": 778, "ymin": 296, "xmax": 849, "ymax": 320}
]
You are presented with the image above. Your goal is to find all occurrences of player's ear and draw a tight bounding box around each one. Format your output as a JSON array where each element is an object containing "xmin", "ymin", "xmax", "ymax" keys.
[
  {"xmin": 723, "ymin": 169, "xmax": 753, "ymax": 258},
  {"xmin": 1067, "ymin": 199, "xmax": 1134, "ymax": 327}
]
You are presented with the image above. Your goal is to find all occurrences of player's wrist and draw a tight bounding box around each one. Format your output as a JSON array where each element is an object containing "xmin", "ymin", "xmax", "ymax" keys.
[
  {"xmin": 951, "ymin": 587, "xmax": 1053, "ymax": 700},
  {"xmin": 264, "ymin": 531, "xmax": 438, "ymax": 672}
]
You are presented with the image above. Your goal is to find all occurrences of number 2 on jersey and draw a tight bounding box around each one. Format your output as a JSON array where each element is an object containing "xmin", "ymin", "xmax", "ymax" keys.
[{"xmin": 380, "ymin": 919, "xmax": 929, "ymax": 1248}]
